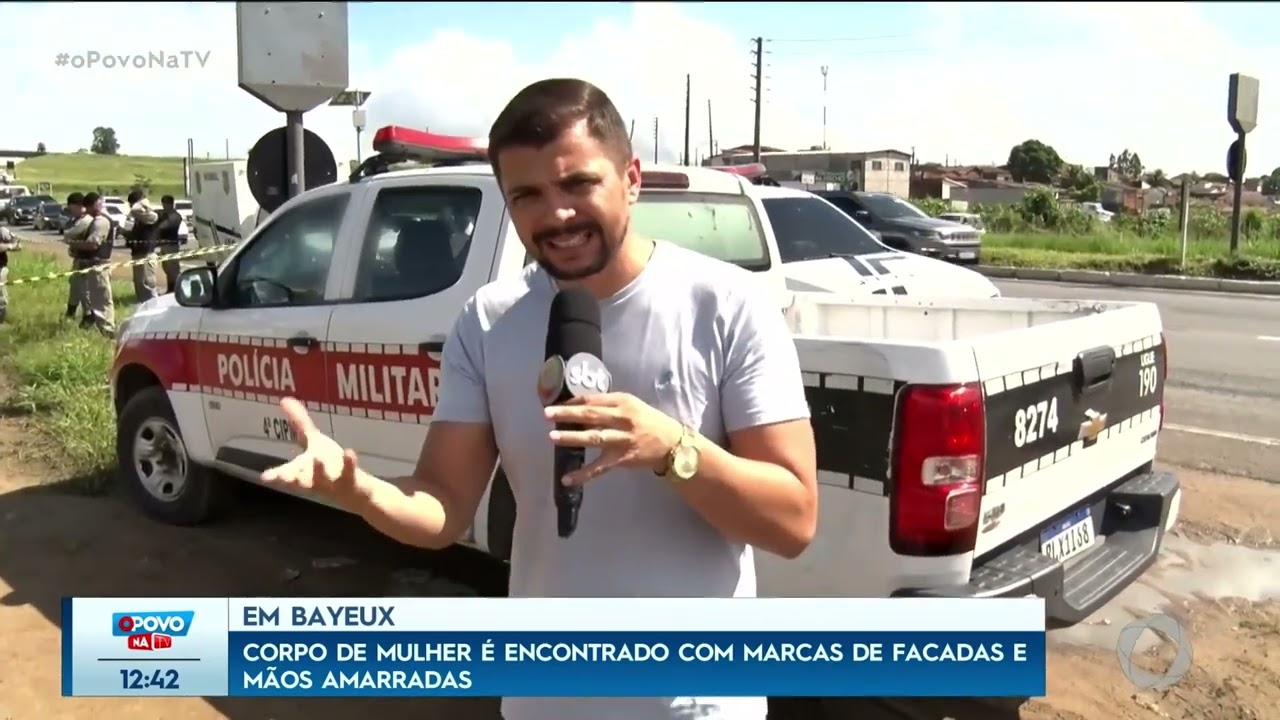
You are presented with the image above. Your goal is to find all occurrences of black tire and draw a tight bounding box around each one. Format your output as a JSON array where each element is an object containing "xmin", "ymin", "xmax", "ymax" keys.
[{"xmin": 117, "ymin": 386, "xmax": 232, "ymax": 525}]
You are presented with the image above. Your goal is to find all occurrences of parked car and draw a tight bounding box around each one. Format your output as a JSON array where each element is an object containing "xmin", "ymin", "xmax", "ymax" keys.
[
  {"xmin": 937, "ymin": 212, "xmax": 986, "ymax": 233},
  {"xmin": 815, "ymin": 191, "xmax": 982, "ymax": 265},
  {"xmin": 112, "ymin": 127, "xmax": 1179, "ymax": 628},
  {"xmin": 33, "ymin": 201, "xmax": 68, "ymax": 231},
  {"xmin": 1081, "ymin": 202, "xmax": 1114, "ymax": 223},
  {"xmin": 0, "ymin": 185, "xmax": 30, "ymax": 217},
  {"xmin": 4, "ymin": 194, "xmax": 56, "ymax": 225}
]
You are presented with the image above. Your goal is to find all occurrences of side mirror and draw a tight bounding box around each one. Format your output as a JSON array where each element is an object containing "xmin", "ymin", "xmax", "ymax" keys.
[
  {"xmin": 175, "ymin": 266, "xmax": 216, "ymax": 308},
  {"xmin": 853, "ymin": 210, "xmax": 872, "ymax": 222}
]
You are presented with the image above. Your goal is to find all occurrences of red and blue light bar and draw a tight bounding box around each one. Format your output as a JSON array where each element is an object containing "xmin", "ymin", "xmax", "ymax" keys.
[
  {"xmin": 711, "ymin": 163, "xmax": 769, "ymax": 178},
  {"xmin": 371, "ymin": 126, "xmax": 488, "ymax": 163}
]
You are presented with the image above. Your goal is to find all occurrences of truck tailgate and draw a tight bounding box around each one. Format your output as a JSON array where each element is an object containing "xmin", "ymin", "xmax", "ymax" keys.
[{"xmin": 969, "ymin": 302, "xmax": 1165, "ymax": 560}]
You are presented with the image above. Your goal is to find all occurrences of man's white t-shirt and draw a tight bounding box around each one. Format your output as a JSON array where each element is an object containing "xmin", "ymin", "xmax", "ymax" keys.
[{"xmin": 433, "ymin": 241, "xmax": 812, "ymax": 720}]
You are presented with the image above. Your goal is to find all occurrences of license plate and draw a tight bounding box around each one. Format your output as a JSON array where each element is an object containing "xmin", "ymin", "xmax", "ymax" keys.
[
  {"xmin": 1039, "ymin": 507, "xmax": 1096, "ymax": 563},
  {"xmin": 958, "ymin": 251, "xmax": 976, "ymax": 260}
]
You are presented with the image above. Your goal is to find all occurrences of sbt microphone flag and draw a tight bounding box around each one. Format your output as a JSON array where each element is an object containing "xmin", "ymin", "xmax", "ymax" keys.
[{"xmin": 61, "ymin": 597, "xmax": 1047, "ymax": 697}]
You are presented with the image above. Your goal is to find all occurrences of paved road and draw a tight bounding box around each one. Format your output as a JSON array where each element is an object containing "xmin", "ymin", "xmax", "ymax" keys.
[{"xmin": 995, "ymin": 279, "xmax": 1280, "ymax": 482}]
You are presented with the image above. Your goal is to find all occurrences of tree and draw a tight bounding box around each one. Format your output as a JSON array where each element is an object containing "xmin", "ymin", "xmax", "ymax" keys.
[
  {"xmin": 1262, "ymin": 167, "xmax": 1280, "ymax": 196},
  {"xmin": 1006, "ymin": 139, "xmax": 1063, "ymax": 184},
  {"xmin": 1109, "ymin": 149, "xmax": 1143, "ymax": 181},
  {"xmin": 35, "ymin": 142, "xmax": 47, "ymax": 155},
  {"xmin": 91, "ymin": 127, "xmax": 119, "ymax": 155},
  {"xmin": 1060, "ymin": 164, "xmax": 1101, "ymax": 202}
]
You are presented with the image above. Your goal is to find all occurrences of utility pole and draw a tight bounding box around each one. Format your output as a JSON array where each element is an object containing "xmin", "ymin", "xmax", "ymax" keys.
[
  {"xmin": 653, "ymin": 117, "xmax": 659, "ymax": 164},
  {"xmin": 751, "ymin": 37, "xmax": 764, "ymax": 162},
  {"xmin": 707, "ymin": 99, "xmax": 714, "ymax": 162},
  {"xmin": 628, "ymin": 119, "xmax": 635, "ymax": 143},
  {"xmin": 683, "ymin": 74, "xmax": 692, "ymax": 167},
  {"xmin": 820, "ymin": 65, "xmax": 829, "ymax": 150}
]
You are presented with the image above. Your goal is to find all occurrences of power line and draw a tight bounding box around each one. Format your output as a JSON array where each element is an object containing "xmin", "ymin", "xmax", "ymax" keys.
[
  {"xmin": 769, "ymin": 46, "xmax": 930, "ymax": 59},
  {"xmin": 766, "ymin": 34, "xmax": 915, "ymax": 44}
]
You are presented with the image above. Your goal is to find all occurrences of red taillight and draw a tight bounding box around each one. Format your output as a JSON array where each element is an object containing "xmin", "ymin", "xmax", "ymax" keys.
[
  {"xmin": 1158, "ymin": 332, "xmax": 1167, "ymax": 430},
  {"xmin": 890, "ymin": 383, "xmax": 986, "ymax": 557}
]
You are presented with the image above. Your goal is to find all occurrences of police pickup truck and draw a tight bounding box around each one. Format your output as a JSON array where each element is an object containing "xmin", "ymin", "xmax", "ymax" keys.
[{"xmin": 111, "ymin": 127, "xmax": 1179, "ymax": 626}]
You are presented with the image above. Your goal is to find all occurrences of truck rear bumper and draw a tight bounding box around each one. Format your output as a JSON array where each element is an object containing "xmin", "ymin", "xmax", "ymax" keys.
[{"xmin": 892, "ymin": 470, "xmax": 1180, "ymax": 629}]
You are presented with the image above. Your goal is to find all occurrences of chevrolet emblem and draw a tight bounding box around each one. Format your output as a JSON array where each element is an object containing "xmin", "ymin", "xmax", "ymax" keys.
[{"xmin": 1079, "ymin": 409, "xmax": 1108, "ymax": 441}]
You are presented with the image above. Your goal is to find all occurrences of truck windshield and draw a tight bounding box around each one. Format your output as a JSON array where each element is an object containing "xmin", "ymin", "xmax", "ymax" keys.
[
  {"xmin": 856, "ymin": 193, "xmax": 928, "ymax": 220},
  {"xmin": 631, "ymin": 192, "xmax": 769, "ymax": 271},
  {"xmin": 762, "ymin": 195, "xmax": 887, "ymax": 261}
]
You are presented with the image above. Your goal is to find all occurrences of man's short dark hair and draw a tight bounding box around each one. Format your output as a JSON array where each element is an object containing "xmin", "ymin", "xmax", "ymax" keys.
[
  {"xmin": 66, "ymin": 192, "xmax": 84, "ymax": 206},
  {"xmin": 487, "ymin": 78, "xmax": 632, "ymax": 175},
  {"xmin": 127, "ymin": 190, "xmax": 144, "ymax": 204},
  {"xmin": 83, "ymin": 192, "xmax": 101, "ymax": 206},
  {"xmin": 161, "ymin": 194, "xmax": 175, "ymax": 205}
]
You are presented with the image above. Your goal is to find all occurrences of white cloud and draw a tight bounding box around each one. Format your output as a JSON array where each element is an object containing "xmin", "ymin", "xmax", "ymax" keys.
[
  {"xmin": 813, "ymin": 1, "xmax": 1280, "ymax": 174},
  {"xmin": 1, "ymin": 1, "xmax": 1277, "ymax": 177}
]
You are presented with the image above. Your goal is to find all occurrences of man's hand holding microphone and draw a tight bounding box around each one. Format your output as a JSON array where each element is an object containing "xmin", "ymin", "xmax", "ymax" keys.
[{"xmin": 261, "ymin": 287, "xmax": 691, "ymax": 538}]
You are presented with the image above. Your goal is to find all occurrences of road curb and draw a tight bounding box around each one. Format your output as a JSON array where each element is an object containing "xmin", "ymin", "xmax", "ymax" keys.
[{"xmin": 978, "ymin": 266, "xmax": 1280, "ymax": 296}]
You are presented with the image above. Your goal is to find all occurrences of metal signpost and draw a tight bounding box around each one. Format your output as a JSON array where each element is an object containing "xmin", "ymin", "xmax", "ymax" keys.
[
  {"xmin": 1226, "ymin": 73, "xmax": 1259, "ymax": 256},
  {"xmin": 236, "ymin": 2, "xmax": 350, "ymax": 200}
]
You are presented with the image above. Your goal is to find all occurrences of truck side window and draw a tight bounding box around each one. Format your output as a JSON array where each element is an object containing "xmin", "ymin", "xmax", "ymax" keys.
[
  {"xmin": 227, "ymin": 193, "xmax": 349, "ymax": 308},
  {"xmin": 354, "ymin": 185, "xmax": 483, "ymax": 302}
]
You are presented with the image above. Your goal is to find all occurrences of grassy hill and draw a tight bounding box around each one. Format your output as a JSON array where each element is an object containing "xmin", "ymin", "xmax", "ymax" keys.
[{"xmin": 11, "ymin": 153, "xmax": 187, "ymax": 200}]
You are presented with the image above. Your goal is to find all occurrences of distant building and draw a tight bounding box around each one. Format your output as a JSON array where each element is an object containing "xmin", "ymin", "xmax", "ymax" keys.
[{"xmin": 703, "ymin": 146, "xmax": 912, "ymax": 198}]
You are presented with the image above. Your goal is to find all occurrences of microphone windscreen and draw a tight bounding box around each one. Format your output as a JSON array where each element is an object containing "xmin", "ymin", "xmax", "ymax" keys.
[{"xmin": 546, "ymin": 286, "xmax": 602, "ymax": 361}]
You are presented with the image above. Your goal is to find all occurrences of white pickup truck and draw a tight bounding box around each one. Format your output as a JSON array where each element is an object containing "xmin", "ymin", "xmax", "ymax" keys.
[{"xmin": 111, "ymin": 127, "xmax": 1179, "ymax": 627}]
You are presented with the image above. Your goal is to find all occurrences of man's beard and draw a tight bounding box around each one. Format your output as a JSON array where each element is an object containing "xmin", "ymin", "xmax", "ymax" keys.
[{"xmin": 532, "ymin": 218, "xmax": 626, "ymax": 282}]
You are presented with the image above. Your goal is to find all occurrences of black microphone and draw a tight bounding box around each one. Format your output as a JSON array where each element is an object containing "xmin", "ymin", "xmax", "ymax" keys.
[{"xmin": 537, "ymin": 286, "xmax": 610, "ymax": 538}]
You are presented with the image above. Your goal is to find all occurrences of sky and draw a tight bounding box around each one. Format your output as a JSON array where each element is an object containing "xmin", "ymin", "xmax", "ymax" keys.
[{"xmin": 3, "ymin": 1, "xmax": 1280, "ymax": 177}]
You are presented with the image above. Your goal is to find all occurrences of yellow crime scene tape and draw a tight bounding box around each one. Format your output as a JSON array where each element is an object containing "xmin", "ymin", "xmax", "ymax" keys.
[{"xmin": 4, "ymin": 243, "xmax": 239, "ymax": 287}]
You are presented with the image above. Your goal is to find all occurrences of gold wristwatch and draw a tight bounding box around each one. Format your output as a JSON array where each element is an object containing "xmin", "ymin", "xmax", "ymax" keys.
[{"xmin": 655, "ymin": 424, "xmax": 700, "ymax": 483}]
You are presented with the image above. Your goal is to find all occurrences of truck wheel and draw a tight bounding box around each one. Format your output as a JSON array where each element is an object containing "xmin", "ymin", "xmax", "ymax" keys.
[{"xmin": 117, "ymin": 386, "xmax": 230, "ymax": 525}]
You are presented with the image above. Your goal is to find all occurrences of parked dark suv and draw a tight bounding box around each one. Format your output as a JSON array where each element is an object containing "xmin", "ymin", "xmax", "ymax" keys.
[
  {"xmin": 4, "ymin": 194, "xmax": 56, "ymax": 226},
  {"xmin": 815, "ymin": 191, "xmax": 982, "ymax": 265}
]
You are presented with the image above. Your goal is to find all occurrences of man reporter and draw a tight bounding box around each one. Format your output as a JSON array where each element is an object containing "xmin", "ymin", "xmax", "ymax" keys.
[{"xmin": 263, "ymin": 78, "xmax": 817, "ymax": 720}]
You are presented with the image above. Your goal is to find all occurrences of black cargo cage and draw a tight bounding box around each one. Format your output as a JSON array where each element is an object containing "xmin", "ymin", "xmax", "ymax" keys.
[{"xmin": 349, "ymin": 153, "xmax": 489, "ymax": 184}]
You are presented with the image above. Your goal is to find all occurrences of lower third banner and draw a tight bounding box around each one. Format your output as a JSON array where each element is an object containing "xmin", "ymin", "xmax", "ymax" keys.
[{"xmin": 63, "ymin": 597, "xmax": 1047, "ymax": 697}]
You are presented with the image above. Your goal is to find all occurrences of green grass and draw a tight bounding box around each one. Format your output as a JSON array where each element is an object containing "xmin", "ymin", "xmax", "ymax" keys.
[
  {"xmin": 12, "ymin": 152, "xmax": 186, "ymax": 201},
  {"xmin": 1, "ymin": 251, "xmax": 136, "ymax": 490},
  {"xmin": 982, "ymin": 232, "xmax": 1280, "ymax": 280}
]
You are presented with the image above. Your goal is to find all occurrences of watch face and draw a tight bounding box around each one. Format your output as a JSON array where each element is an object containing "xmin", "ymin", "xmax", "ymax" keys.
[{"xmin": 672, "ymin": 446, "xmax": 699, "ymax": 479}]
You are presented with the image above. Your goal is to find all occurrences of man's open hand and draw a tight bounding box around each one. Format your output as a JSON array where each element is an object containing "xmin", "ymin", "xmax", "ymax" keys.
[{"xmin": 260, "ymin": 397, "xmax": 371, "ymax": 507}]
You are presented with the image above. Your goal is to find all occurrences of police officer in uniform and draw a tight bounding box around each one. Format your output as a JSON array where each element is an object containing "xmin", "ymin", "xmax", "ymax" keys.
[
  {"xmin": 155, "ymin": 195, "xmax": 185, "ymax": 293},
  {"xmin": 126, "ymin": 189, "xmax": 160, "ymax": 303},
  {"xmin": 0, "ymin": 225, "xmax": 20, "ymax": 324},
  {"xmin": 63, "ymin": 192, "xmax": 88, "ymax": 323},
  {"xmin": 64, "ymin": 192, "xmax": 115, "ymax": 335}
]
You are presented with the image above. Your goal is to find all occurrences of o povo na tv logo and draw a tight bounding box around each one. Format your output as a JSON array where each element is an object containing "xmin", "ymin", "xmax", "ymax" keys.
[
  {"xmin": 111, "ymin": 611, "xmax": 195, "ymax": 651},
  {"xmin": 1115, "ymin": 613, "xmax": 1193, "ymax": 690}
]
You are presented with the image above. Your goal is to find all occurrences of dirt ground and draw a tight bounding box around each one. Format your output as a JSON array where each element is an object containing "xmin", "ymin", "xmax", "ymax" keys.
[{"xmin": 0, "ymin": 367, "xmax": 1276, "ymax": 719}]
